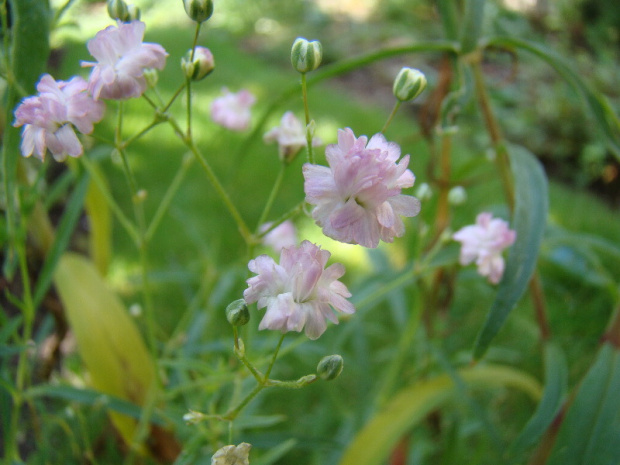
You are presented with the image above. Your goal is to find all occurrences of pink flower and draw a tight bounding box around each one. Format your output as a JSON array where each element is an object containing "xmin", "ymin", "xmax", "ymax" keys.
[
  {"xmin": 303, "ymin": 128, "xmax": 421, "ymax": 248},
  {"xmin": 210, "ymin": 88, "xmax": 255, "ymax": 131},
  {"xmin": 244, "ymin": 240, "xmax": 355, "ymax": 340},
  {"xmin": 13, "ymin": 74, "xmax": 105, "ymax": 161},
  {"xmin": 263, "ymin": 111, "xmax": 322, "ymax": 161},
  {"xmin": 260, "ymin": 221, "xmax": 298, "ymax": 253},
  {"xmin": 452, "ymin": 212, "xmax": 517, "ymax": 284},
  {"xmin": 82, "ymin": 21, "xmax": 167, "ymax": 100}
]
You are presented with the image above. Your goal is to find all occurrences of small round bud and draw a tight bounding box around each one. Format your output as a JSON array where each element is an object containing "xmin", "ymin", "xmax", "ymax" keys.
[
  {"xmin": 181, "ymin": 47, "xmax": 215, "ymax": 81},
  {"xmin": 317, "ymin": 354, "xmax": 344, "ymax": 381},
  {"xmin": 415, "ymin": 182, "xmax": 433, "ymax": 202},
  {"xmin": 291, "ymin": 37, "xmax": 322, "ymax": 73},
  {"xmin": 127, "ymin": 4, "xmax": 141, "ymax": 21},
  {"xmin": 107, "ymin": 0, "xmax": 129, "ymax": 21},
  {"xmin": 183, "ymin": 0, "xmax": 214, "ymax": 23},
  {"xmin": 226, "ymin": 299, "xmax": 250, "ymax": 326},
  {"xmin": 143, "ymin": 68, "xmax": 159, "ymax": 88},
  {"xmin": 393, "ymin": 67, "xmax": 427, "ymax": 102},
  {"xmin": 448, "ymin": 186, "xmax": 467, "ymax": 206}
]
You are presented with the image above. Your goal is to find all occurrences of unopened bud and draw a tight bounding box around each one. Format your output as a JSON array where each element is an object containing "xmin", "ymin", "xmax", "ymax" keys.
[
  {"xmin": 448, "ymin": 186, "xmax": 467, "ymax": 205},
  {"xmin": 393, "ymin": 67, "xmax": 427, "ymax": 102},
  {"xmin": 317, "ymin": 354, "xmax": 343, "ymax": 381},
  {"xmin": 143, "ymin": 68, "xmax": 159, "ymax": 88},
  {"xmin": 127, "ymin": 4, "xmax": 141, "ymax": 21},
  {"xmin": 107, "ymin": 0, "xmax": 129, "ymax": 21},
  {"xmin": 183, "ymin": 0, "xmax": 214, "ymax": 23},
  {"xmin": 182, "ymin": 47, "xmax": 215, "ymax": 81},
  {"xmin": 415, "ymin": 182, "xmax": 432, "ymax": 202},
  {"xmin": 226, "ymin": 299, "xmax": 250, "ymax": 326},
  {"xmin": 291, "ymin": 38, "xmax": 322, "ymax": 73}
]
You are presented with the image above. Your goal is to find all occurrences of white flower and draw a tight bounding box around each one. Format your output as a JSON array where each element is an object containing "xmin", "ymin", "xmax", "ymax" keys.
[
  {"xmin": 211, "ymin": 443, "xmax": 251, "ymax": 465},
  {"xmin": 263, "ymin": 111, "xmax": 322, "ymax": 161}
]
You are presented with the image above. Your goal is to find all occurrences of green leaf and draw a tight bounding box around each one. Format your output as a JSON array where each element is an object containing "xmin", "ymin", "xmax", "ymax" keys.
[
  {"xmin": 253, "ymin": 439, "xmax": 298, "ymax": 465},
  {"xmin": 507, "ymin": 343, "xmax": 568, "ymax": 460},
  {"xmin": 547, "ymin": 343, "xmax": 620, "ymax": 465},
  {"xmin": 473, "ymin": 145, "xmax": 548, "ymax": 359},
  {"xmin": 460, "ymin": 0, "xmax": 486, "ymax": 55},
  {"xmin": 338, "ymin": 364, "xmax": 541, "ymax": 465},
  {"xmin": 487, "ymin": 36, "xmax": 620, "ymax": 159},
  {"xmin": 2, "ymin": 0, "xmax": 50, "ymax": 275},
  {"xmin": 33, "ymin": 172, "xmax": 90, "ymax": 308},
  {"xmin": 437, "ymin": 0, "xmax": 460, "ymax": 41}
]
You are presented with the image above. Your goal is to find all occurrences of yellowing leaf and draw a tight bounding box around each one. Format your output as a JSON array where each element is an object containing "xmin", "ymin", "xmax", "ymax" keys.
[{"xmin": 53, "ymin": 252, "xmax": 156, "ymax": 447}]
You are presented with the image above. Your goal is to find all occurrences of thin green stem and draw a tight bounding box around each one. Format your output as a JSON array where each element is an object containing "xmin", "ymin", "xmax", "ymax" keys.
[
  {"xmin": 186, "ymin": 22, "xmax": 202, "ymax": 139},
  {"xmin": 122, "ymin": 119, "xmax": 163, "ymax": 149},
  {"xmin": 265, "ymin": 334, "xmax": 286, "ymax": 380},
  {"xmin": 381, "ymin": 101, "xmax": 402, "ymax": 133},
  {"xmin": 145, "ymin": 153, "xmax": 194, "ymax": 242},
  {"xmin": 166, "ymin": 116, "xmax": 253, "ymax": 244},
  {"xmin": 300, "ymin": 73, "xmax": 315, "ymax": 164},
  {"xmin": 80, "ymin": 157, "xmax": 141, "ymax": 246},
  {"xmin": 163, "ymin": 82, "xmax": 187, "ymax": 113},
  {"xmin": 255, "ymin": 163, "xmax": 286, "ymax": 231}
]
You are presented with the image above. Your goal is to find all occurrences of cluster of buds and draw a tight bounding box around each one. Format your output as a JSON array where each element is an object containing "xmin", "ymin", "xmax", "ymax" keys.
[{"xmin": 107, "ymin": 0, "xmax": 140, "ymax": 22}]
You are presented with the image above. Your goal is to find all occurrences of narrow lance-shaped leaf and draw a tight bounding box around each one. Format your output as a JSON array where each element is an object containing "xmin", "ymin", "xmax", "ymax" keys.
[
  {"xmin": 473, "ymin": 145, "xmax": 548, "ymax": 360},
  {"xmin": 547, "ymin": 343, "xmax": 620, "ymax": 465},
  {"xmin": 507, "ymin": 342, "xmax": 568, "ymax": 460},
  {"xmin": 338, "ymin": 364, "xmax": 541, "ymax": 465},
  {"xmin": 488, "ymin": 36, "xmax": 620, "ymax": 159}
]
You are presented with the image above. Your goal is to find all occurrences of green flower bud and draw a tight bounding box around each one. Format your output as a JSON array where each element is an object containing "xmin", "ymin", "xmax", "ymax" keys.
[
  {"xmin": 107, "ymin": 0, "xmax": 129, "ymax": 22},
  {"xmin": 317, "ymin": 354, "xmax": 344, "ymax": 381},
  {"xmin": 143, "ymin": 68, "xmax": 159, "ymax": 88},
  {"xmin": 291, "ymin": 37, "xmax": 322, "ymax": 73},
  {"xmin": 127, "ymin": 4, "xmax": 141, "ymax": 21},
  {"xmin": 447, "ymin": 186, "xmax": 467, "ymax": 206},
  {"xmin": 183, "ymin": 0, "xmax": 214, "ymax": 23},
  {"xmin": 226, "ymin": 299, "xmax": 250, "ymax": 326},
  {"xmin": 181, "ymin": 47, "xmax": 215, "ymax": 81},
  {"xmin": 392, "ymin": 67, "xmax": 427, "ymax": 102}
]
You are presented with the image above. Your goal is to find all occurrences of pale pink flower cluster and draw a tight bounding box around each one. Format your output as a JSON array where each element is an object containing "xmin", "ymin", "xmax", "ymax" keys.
[
  {"xmin": 452, "ymin": 212, "xmax": 516, "ymax": 284},
  {"xmin": 263, "ymin": 111, "xmax": 322, "ymax": 161},
  {"xmin": 210, "ymin": 88, "xmax": 256, "ymax": 131},
  {"xmin": 260, "ymin": 221, "xmax": 297, "ymax": 253},
  {"xmin": 303, "ymin": 128, "xmax": 421, "ymax": 248},
  {"xmin": 13, "ymin": 74, "xmax": 105, "ymax": 161},
  {"xmin": 82, "ymin": 21, "xmax": 167, "ymax": 100},
  {"xmin": 244, "ymin": 240, "xmax": 355, "ymax": 340}
]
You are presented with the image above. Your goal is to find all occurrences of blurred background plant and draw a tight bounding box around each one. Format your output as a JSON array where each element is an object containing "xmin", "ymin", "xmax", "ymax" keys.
[{"xmin": 1, "ymin": 0, "xmax": 620, "ymax": 464}]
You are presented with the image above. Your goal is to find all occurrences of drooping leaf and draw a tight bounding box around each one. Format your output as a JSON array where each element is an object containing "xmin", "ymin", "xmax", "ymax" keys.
[
  {"xmin": 488, "ymin": 36, "xmax": 620, "ymax": 159},
  {"xmin": 507, "ymin": 342, "xmax": 568, "ymax": 460},
  {"xmin": 473, "ymin": 145, "xmax": 548, "ymax": 359},
  {"xmin": 338, "ymin": 364, "xmax": 541, "ymax": 465},
  {"xmin": 547, "ymin": 343, "xmax": 620, "ymax": 465},
  {"xmin": 53, "ymin": 252, "xmax": 157, "ymax": 449}
]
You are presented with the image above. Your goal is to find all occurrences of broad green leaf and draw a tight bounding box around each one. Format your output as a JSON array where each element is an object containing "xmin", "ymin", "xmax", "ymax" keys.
[
  {"xmin": 547, "ymin": 343, "xmax": 620, "ymax": 465},
  {"xmin": 488, "ymin": 36, "xmax": 620, "ymax": 159},
  {"xmin": 338, "ymin": 364, "xmax": 541, "ymax": 465},
  {"xmin": 33, "ymin": 173, "xmax": 90, "ymax": 308},
  {"xmin": 53, "ymin": 252, "xmax": 157, "ymax": 448},
  {"xmin": 507, "ymin": 343, "xmax": 567, "ymax": 460},
  {"xmin": 437, "ymin": 0, "xmax": 460, "ymax": 41},
  {"xmin": 460, "ymin": 0, "xmax": 486, "ymax": 55},
  {"xmin": 473, "ymin": 145, "xmax": 548, "ymax": 359}
]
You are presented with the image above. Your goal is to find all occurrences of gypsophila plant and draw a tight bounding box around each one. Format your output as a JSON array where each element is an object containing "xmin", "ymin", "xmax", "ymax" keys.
[{"xmin": 2, "ymin": 1, "xmax": 620, "ymax": 464}]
